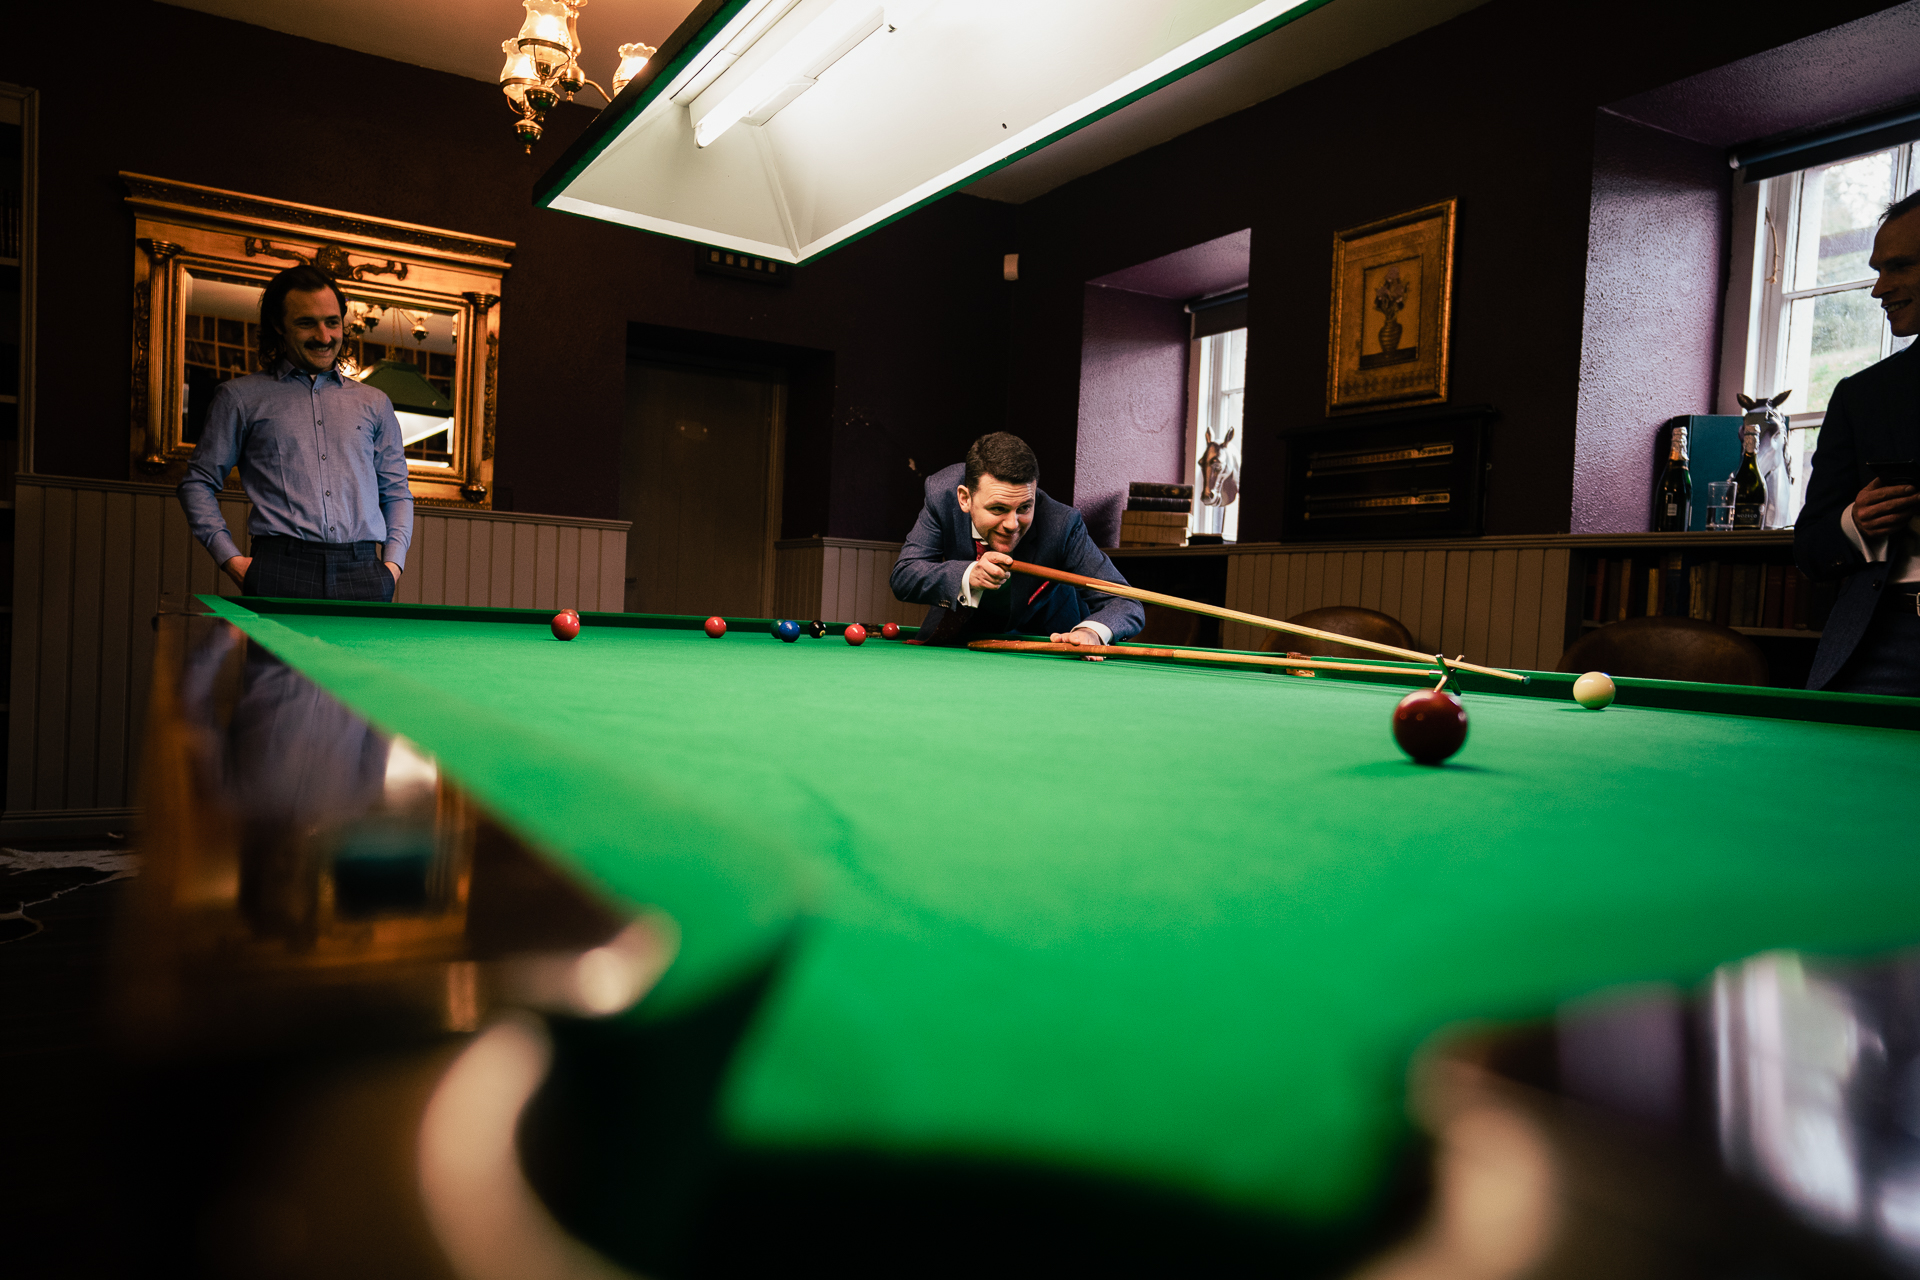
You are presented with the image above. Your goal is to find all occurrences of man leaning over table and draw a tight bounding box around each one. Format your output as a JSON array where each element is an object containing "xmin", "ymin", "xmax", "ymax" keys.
[{"xmin": 890, "ymin": 431, "xmax": 1145, "ymax": 647}]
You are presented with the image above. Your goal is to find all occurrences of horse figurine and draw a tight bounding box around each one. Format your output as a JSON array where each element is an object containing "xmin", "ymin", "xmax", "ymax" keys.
[
  {"xmin": 1735, "ymin": 390, "xmax": 1792, "ymax": 528},
  {"xmin": 1195, "ymin": 426, "xmax": 1238, "ymax": 536},
  {"xmin": 1198, "ymin": 426, "xmax": 1238, "ymax": 507}
]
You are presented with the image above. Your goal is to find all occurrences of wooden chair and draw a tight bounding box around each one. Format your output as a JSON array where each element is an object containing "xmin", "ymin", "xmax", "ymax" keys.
[
  {"xmin": 1555, "ymin": 616, "xmax": 1771, "ymax": 686},
  {"xmin": 1271, "ymin": 606, "xmax": 1415, "ymax": 661}
]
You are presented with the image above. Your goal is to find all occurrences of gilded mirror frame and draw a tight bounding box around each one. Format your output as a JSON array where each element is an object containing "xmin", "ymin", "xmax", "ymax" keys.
[{"xmin": 124, "ymin": 173, "xmax": 513, "ymax": 507}]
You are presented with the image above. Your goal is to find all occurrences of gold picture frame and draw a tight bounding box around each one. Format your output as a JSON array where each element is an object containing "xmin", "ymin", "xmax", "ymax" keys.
[{"xmin": 1327, "ymin": 200, "xmax": 1455, "ymax": 415}]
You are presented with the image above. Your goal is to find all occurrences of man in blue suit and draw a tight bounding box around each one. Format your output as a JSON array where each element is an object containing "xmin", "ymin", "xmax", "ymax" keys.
[
  {"xmin": 1796, "ymin": 192, "xmax": 1920, "ymax": 695},
  {"xmin": 891, "ymin": 432, "xmax": 1145, "ymax": 646}
]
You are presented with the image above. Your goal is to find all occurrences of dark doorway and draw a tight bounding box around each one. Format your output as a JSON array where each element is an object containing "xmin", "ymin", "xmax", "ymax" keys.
[{"xmin": 622, "ymin": 359, "xmax": 785, "ymax": 616}]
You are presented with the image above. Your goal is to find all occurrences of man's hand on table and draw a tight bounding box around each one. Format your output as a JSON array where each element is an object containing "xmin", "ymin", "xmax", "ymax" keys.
[
  {"xmin": 1049, "ymin": 627, "xmax": 1105, "ymax": 659},
  {"xmin": 1855, "ymin": 477, "xmax": 1920, "ymax": 538},
  {"xmin": 222, "ymin": 556, "xmax": 251, "ymax": 589},
  {"xmin": 968, "ymin": 551, "xmax": 1014, "ymax": 592}
]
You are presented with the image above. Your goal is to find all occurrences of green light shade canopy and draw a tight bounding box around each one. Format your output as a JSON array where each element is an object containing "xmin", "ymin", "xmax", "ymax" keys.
[
  {"xmin": 535, "ymin": 0, "xmax": 1333, "ymax": 265},
  {"xmin": 359, "ymin": 359, "xmax": 455, "ymax": 447}
]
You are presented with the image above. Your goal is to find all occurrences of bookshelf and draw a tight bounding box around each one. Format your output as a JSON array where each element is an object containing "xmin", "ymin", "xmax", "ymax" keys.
[{"xmin": 1565, "ymin": 530, "xmax": 1818, "ymax": 687}]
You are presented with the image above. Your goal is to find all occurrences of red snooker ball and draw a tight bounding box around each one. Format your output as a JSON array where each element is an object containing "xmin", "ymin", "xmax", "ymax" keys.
[
  {"xmin": 844, "ymin": 623, "xmax": 867, "ymax": 646},
  {"xmin": 880, "ymin": 622, "xmax": 900, "ymax": 640},
  {"xmin": 703, "ymin": 616, "xmax": 727, "ymax": 639},
  {"xmin": 1391, "ymin": 687, "xmax": 1468, "ymax": 764},
  {"xmin": 551, "ymin": 611, "xmax": 581, "ymax": 641}
]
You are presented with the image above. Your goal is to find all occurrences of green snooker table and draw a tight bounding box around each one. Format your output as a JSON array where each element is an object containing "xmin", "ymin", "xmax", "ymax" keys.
[{"xmin": 182, "ymin": 595, "xmax": 1920, "ymax": 1271}]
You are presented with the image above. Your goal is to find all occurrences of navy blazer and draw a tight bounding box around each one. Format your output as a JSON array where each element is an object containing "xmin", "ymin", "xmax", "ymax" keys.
[
  {"xmin": 890, "ymin": 464, "xmax": 1147, "ymax": 643},
  {"xmin": 1794, "ymin": 343, "xmax": 1920, "ymax": 690}
]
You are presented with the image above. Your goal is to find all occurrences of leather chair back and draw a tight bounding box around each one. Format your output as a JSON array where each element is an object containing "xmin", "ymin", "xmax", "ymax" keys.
[
  {"xmin": 1274, "ymin": 606, "xmax": 1416, "ymax": 661},
  {"xmin": 1555, "ymin": 616, "xmax": 1771, "ymax": 686}
]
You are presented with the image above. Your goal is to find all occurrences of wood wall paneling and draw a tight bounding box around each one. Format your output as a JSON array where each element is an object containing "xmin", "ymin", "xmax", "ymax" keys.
[
  {"xmin": 6, "ymin": 478, "xmax": 627, "ymax": 825},
  {"xmin": 1211, "ymin": 542, "xmax": 1581, "ymax": 671}
]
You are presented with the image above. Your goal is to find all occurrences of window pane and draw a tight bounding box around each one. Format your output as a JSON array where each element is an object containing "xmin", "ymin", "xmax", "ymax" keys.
[
  {"xmin": 1806, "ymin": 151, "xmax": 1895, "ymax": 286},
  {"xmin": 1785, "ymin": 287, "xmax": 1885, "ymax": 414},
  {"xmin": 1193, "ymin": 329, "xmax": 1247, "ymax": 541}
]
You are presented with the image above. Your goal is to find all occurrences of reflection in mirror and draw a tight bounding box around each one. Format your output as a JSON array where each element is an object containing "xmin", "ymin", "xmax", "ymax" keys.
[
  {"xmin": 181, "ymin": 269, "xmax": 264, "ymax": 445},
  {"xmin": 351, "ymin": 305, "xmax": 460, "ymax": 469}
]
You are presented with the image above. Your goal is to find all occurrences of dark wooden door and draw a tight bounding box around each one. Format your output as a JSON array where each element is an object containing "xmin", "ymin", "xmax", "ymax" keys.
[{"xmin": 622, "ymin": 360, "xmax": 784, "ymax": 616}]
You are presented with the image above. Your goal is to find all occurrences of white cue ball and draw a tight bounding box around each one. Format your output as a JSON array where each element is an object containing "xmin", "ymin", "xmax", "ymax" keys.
[{"xmin": 1572, "ymin": 671, "xmax": 1616, "ymax": 710}]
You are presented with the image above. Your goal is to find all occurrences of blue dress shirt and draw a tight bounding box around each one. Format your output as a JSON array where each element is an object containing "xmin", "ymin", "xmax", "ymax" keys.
[{"xmin": 178, "ymin": 360, "xmax": 415, "ymax": 569}]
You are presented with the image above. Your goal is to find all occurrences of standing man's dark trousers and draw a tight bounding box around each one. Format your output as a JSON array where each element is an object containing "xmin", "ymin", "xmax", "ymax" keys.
[
  {"xmin": 1831, "ymin": 589, "xmax": 1920, "ymax": 696},
  {"xmin": 242, "ymin": 535, "xmax": 395, "ymax": 601}
]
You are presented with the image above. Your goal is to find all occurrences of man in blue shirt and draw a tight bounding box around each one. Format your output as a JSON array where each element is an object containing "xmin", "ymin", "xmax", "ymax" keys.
[
  {"xmin": 178, "ymin": 265, "xmax": 413, "ymax": 600},
  {"xmin": 891, "ymin": 432, "xmax": 1144, "ymax": 645}
]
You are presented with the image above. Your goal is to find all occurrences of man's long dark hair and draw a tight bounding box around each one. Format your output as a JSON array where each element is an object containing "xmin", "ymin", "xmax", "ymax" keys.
[{"xmin": 257, "ymin": 265, "xmax": 350, "ymax": 372}]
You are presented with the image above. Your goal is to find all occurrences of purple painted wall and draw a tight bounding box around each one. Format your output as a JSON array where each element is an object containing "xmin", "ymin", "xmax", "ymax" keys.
[
  {"xmin": 1073, "ymin": 287, "xmax": 1190, "ymax": 548},
  {"xmin": 1004, "ymin": 0, "xmax": 1895, "ymax": 539},
  {"xmin": 1572, "ymin": 113, "xmax": 1730, "ymax": 534}
]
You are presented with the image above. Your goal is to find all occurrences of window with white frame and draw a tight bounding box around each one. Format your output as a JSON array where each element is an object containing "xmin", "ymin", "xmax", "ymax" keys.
[
  {"xmin": 1743, "ymin": 144, "xmax": 1919, "ymax": 521},
  {"xmin": 1189, "ymin": 326, "xmax": 1245, "ymax": 541}
]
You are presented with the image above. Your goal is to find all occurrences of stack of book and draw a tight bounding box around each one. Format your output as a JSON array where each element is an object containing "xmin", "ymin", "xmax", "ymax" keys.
[
  {"xmin": 1582, "ymin": 554, "xmax": 1836, "ymax": 631},
  {"xmin": 1120, "ymin": 482, "xmax": 1192, "ymax": 547}
]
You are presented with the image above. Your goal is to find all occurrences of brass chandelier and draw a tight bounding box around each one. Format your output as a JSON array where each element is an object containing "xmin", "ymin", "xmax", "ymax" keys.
[{"xmin": 499, "ymin": 0, "xmax": 655, "ymax": 151}]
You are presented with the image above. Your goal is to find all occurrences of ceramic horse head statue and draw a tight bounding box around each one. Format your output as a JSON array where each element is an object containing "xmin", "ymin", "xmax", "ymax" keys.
[
  {"xmin": 1736, "ymin": 389, "xmax": 1793, "ymax": 528},
  {"xmin": 1198, "ymin": 426, "xmax": 1238, "ymax": 508}
]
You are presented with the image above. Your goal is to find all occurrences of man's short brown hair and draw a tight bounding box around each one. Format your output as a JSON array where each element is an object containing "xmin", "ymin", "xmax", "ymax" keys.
[{"xmin": 964, "ymin": 432, "xmax": 1038, "ymax": 491}]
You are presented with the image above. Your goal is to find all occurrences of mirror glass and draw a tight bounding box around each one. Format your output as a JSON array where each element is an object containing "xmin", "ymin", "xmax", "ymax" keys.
[{"xmin": 180, "ymin": 267, "xmax": 461, "ymax": 472}]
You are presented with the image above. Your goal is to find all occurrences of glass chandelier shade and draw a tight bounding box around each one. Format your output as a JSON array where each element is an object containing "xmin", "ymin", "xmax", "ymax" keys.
[
  {"xmin": 612, "ymin": 42, "xmax": 656, "ymax": 97},
  {"xmin": 515, "ymin": 0, "xmax": 577, "ymax": 77},
  {"xmin": 499, "ymin": 38, "xmax": 539, "ymax": 109}
]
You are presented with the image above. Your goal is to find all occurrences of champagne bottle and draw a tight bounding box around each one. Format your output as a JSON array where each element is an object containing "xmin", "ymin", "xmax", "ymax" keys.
[
  {"xmin": 1653, "ymin": 425, "xmax": 1692, "ymax": 532},
  {"xmin": 1732, "ymin": 425, "xmax": 1766, "ymax": 530}
]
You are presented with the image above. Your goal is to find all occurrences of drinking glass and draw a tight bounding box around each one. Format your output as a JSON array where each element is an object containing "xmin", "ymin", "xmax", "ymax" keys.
[{"xmin": 1707, "ymin": 481, "xmax": 1737, "ymax": 532}]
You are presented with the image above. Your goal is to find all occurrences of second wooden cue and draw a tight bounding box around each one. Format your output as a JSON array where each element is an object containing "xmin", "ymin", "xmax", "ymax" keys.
[{"xmin": 1004, "ymin": 559, "xmax": 1527, "ymax": 683}]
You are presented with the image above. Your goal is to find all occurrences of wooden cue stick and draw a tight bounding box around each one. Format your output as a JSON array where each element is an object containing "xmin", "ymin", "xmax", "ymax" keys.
[
  {"xmin": 1004, "ymin": 559, "xmax": 1526, "ymax": 683},
  {"xmin": 969, "ymin": 638, "xmax": 1438, "ymax": 678}
]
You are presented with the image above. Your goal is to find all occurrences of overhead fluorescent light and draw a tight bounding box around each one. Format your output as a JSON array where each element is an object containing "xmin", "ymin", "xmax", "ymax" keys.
[
  {"xmin": 538, "ymin": 0, "xmax": 1338, "ymax": 265},
  {"xmin": 689, "ymin": 0, "xmax": 886, "ymax": 148}
]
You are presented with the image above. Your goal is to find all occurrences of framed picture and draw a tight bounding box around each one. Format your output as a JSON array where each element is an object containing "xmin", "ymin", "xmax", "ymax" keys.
[{"xmin": 1327, "ymin": 200, "xmax": 1455, "ymax": 415}]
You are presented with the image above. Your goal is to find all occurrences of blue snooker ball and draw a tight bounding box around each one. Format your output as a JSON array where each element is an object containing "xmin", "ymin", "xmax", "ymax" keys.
[{"xmin": 774, "ymin": 619, "xmax": 801, "ymax": 643}]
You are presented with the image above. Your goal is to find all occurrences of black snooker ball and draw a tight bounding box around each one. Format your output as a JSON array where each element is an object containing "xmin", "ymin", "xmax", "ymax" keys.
[
  {"xmin": 1391, "ymin": 688, "xmax": 1468, "ymax": 764},
  {"xmin": 807, "ymin": 619, "xmax": 828, "ymax": 639},
  {"xmin": 774, "ymin": 619, "xmax": 801, "ymax": 643}
]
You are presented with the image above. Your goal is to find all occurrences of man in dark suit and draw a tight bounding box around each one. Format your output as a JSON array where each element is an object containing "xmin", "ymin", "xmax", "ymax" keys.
[
  {"xmin": 891, "ymin": 432, "xmax": 1146, "ymax": 646},
  {"xmin": 1796, "ymin": 191, "xmax": 1920, "ymax": 695}
]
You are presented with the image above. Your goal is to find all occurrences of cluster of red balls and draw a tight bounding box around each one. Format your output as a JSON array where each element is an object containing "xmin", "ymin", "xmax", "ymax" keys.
[{"xmin": 549, "ymin": 611, "xmax": 904, "ymax": 646}]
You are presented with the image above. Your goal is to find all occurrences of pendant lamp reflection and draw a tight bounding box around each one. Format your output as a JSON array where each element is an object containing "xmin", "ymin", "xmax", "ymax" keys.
[{"xmin": 359, "ymin": 358, "xmax": 454, "ymax": 450}]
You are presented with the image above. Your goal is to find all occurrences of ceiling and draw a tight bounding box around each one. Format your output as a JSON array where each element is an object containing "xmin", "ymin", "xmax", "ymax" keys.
[
  {"xmin": 163, "ymin": 0, "xmax": 1488, "ymax": 207},
  {"xmin": 1091, "ymin": 229, "xmax": 1251, "ymax": 300},
  {"xmin": 160, "ymin": 0, "xmax": 702, "ymax": 96},
  {"xmin": 1605, "ymin": 0, "xmax": 1920, "ymax": 148}
]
